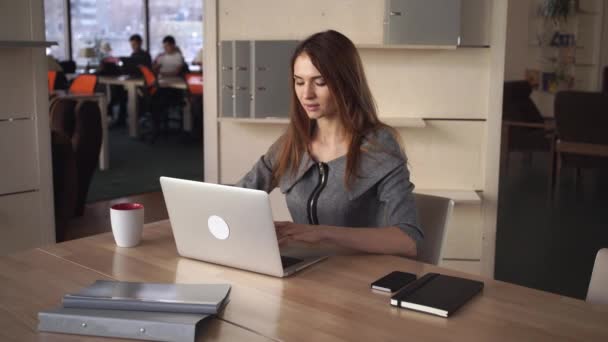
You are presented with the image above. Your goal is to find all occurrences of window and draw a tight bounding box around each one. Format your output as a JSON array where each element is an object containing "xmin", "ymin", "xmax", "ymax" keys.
[
  {"xmin": 70, "ymin": 0, "xmax": 145, "ymax": 66},
  {"xmin": 148, "ymin": 0, "xmax": 203, "ymax": 65},
  {"xmin": 44, "ymin": 0, "xmax": 68, "ymax": 60}
]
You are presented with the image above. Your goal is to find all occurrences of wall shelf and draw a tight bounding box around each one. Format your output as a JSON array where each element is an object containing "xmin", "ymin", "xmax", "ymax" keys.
[
  {"xmin": 218, "ymin": 116, "xmax": 427, "ymax": 128},
  {"xmin": 218, "ymin": 117, "xmax": 290, "ymax": 125},
  {"xmin": 414, "ymin": 189, "xmax": 482, "ymax": 204},
  {"xmin": 0, "ymin": 40, "xmax": 57, "ymax": 48},
  {"xmin": 356, "ymin": 44, "xmax": 457, "ymax": 50}
]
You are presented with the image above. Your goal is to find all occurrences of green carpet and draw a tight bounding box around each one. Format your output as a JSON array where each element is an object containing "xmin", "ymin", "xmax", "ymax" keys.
[{"xmin": 86, "ymin": 126, "xmax": 203, "ymax": 203}]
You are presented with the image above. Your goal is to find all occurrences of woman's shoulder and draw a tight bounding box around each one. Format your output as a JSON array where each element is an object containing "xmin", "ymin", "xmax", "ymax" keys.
[{"xmin": 363, "ymin": 125, "xmax": 406, "ymax": 160}]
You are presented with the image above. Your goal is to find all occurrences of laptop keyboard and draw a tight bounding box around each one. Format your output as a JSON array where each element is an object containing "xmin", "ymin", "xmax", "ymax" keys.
[{"xmin": 281, "ymin": 255, "xmax": 303, "ymax": 269}]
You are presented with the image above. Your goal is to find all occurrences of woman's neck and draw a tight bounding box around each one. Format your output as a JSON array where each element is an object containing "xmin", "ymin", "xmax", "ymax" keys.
[{"xmin": 314, "ymin": 115, "xmax": 348, "ymax": 147}]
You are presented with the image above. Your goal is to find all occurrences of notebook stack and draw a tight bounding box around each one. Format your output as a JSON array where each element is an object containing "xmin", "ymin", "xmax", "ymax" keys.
[
  {"xmin": 390, "ymin": 273, "xmax": 484, "ymax": 318},
  {"xmin": 38, "ymin": 280, "xmax": 231, "ymax": 342}
]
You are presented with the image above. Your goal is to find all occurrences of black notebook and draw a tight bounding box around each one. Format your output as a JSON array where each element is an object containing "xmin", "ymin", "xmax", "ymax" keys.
[{"xmin": 390, "ymin": 273, "xmax": 484, "ymax": 317}]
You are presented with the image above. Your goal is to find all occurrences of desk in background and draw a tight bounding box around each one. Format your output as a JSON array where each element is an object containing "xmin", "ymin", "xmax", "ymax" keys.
[
  {"xmin": 0, "ymin": 220, "xmax": 602, "ymax": 341},
  {"xmin": 98, "ymin": 76, "xmax": 191, "ymax": 138}
]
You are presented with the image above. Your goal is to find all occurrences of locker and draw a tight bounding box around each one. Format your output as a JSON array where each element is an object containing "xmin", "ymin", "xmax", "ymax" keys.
[
  {"xmin": 220, "ymin": 40, "xmax": 234, "ymax": 117},
  {"xmin": 251, "ymin": 40, "xmax": 298, "ymax": 118},
  {"xmin": 384, "ymin": 0, "xmax": 461, "ymax": 46}
]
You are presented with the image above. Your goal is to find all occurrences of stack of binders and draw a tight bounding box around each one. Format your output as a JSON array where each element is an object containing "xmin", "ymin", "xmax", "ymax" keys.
[{"xmin": 38, "ymin": 280, "xmax": 231, "ymax": 342}]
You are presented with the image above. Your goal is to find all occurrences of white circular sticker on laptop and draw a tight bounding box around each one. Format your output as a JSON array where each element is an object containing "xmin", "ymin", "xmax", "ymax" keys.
[{"xmin": 208, "ymin": 215, "xmax": 230, "ymax": 240}]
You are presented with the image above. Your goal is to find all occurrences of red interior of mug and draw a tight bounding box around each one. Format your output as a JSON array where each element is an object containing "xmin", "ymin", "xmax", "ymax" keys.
[{"xmin": 111, "ymin": 203, "xmax": 144, "ymax": 211}]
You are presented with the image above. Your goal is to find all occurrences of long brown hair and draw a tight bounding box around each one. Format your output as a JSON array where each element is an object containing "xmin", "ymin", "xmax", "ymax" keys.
[{"xmin": 272, "ymin": 30, "xmax": 393, "ymax": 189}]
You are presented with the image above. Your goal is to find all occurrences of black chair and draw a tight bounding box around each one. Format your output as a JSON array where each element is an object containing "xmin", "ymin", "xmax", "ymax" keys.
[
  {"xmin": 501, "ymin": 81, "xmax": 555, "ymax": 171},
  {"xmin": 553, "ymin": 91, "xmax": 608, "ymax": 196},
  {"xmin": 59, "ymin": 60, "xmax": 77, "ymax": 74}
]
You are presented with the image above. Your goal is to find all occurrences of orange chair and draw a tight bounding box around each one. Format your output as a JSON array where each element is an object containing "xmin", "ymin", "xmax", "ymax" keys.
[
  {"xmin": 48, "ymin": 71, "xmax": 57, "ymax": 93},
  {"xmin": 69, "ymin": 74, "xmax": 97, "ymax": 95},
  {"xmin": 138, "ymin": 65, "xmax": 158, "ymax": 95},
  {"xmin": 184, "ymin": 73, "xmax": 203, "ymax": 95}
]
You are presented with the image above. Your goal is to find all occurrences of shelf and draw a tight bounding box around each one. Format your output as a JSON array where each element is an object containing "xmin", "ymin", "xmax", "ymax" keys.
[
  {"xmin": 356, "ymin": 44, "xmax": 457, "ymax": 50},
  {"xmin": 381, "ymin": 117, "xmax": 426, "ymax": 128},
  {"xmin": 218, "ymin": 117, "xmax": 289, "ymax": 125},
  {"xmin": 414, "ymin": 189, "xmax": 481, "ymax": 204},
  {"xmin": 0, "ymin": 40, "xmax": 57, "ymax": 48},
  {"xmin": 218, "ymin": 116, "xmax": 427, "ymax": 128}
]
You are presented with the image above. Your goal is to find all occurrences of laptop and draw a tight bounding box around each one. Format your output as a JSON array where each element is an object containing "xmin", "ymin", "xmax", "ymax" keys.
[
  {"xmin": 159, "ymin": 177, "xmax": 328, "ymax": 277},
  {"xmin": 119, "ymin": 57, "xmax": 144, "ymax": 77}
]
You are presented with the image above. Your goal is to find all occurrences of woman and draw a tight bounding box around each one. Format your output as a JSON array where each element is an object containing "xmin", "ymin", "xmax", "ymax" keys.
[{"xmin": 236, "ymin": 30, "xmax": 422, "ymax": 257}]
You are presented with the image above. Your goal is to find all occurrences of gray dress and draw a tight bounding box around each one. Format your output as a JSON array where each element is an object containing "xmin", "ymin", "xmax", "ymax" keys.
[{"xmin": 235, "ymin": 128, "xmax": 423, "ymax": 250}]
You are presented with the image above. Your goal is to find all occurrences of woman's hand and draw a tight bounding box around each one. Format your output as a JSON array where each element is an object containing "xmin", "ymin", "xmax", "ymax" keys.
[{"xmin": 274, "ymin": 221, "xmax": 327, "ymax": 245}]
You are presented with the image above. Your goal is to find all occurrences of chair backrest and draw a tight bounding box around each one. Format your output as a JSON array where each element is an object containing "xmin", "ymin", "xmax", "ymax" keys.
[
  {"xmin": 414, "ymin": 193, "xmax": 454, "ymax": 265},
  {"xmin": 502, "ymin": 81, "xmax": 544, "ymax": 123},
  {"xmin": 48, "ymin": 71, "xmax": 57, "ymax": 93},
  {"xmin": 72, "ymin": 100, "xmax": 102, "ymax": 216},
  {"xmin": 138, "ymin": 65, "xmax": 158, "ymax": 95},
  {"xmin": 587, "ymin": 248, "xmax": 608, "ymax": 305},
  {"xmin": 59, "ymin": 60, "xmax": 76, "ymax": 74},
  {"xmin": 49, "ymin": 97, "xmax": 78, "ymax": 137},
  {"xmin": 554, "ymin": 91, "xmax": 608, "ymax": 145},
  {"xmin": 69, "ymin": 74, "xmax": 97, "ymax": 95},
  {"xmin": 185, "ymin": 73, "xmax": 203, "ymax": 95}
]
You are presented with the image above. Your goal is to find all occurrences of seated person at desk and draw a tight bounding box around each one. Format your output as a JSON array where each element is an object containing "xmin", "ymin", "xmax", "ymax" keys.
[
  {"xmin": 96, "ymin": 42, "xmax": 127, "ymax": 128},
  {"xmin": 129, "ymin": 34, "xmax": 152, "ymax": 67},
  {"xmin": 192, "ymin": 47, "xmax": 203, "ymax": 67},
  {"xmin": 236, "ymin": 30, "xmax": 422, "ymax": 257},
  {"xmin": 153, "ymin": 35, "xmax": 184, "ymax": 77}
]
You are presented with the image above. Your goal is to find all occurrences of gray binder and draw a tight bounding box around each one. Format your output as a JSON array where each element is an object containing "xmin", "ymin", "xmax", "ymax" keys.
[
  {"xmin": 38, "ymin": 307, "xmax": 209, "ymax": 342},
  {"xmin": 63, "ymin": 280, "xmax": 231, "ymax": 314}
]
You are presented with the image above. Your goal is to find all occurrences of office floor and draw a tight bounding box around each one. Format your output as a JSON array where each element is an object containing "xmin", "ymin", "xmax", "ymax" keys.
[
  {"xmin": 87, "ymin": 125, "xmax": 203, "ymax": 202},
  {"xmin": 495, "ymin": 151, "xmax": 608, "ymax": 300}
]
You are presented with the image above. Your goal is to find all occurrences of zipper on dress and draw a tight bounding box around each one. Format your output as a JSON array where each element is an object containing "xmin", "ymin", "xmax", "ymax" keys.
[{"xmin": 307, "ymin": 162, "xmax": 328, "ymax": 225}]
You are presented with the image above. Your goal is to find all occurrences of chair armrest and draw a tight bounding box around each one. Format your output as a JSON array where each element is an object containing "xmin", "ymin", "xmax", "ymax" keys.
[
  {"xmin": 503, "ymin": 120, "xmax": 553, "ymax": 129},
  {"xmin": 556, "ymin": 140, "xmax": 608, "ymax": 158}
]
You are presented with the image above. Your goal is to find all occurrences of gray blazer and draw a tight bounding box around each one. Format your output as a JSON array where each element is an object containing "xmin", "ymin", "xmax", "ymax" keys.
[{"xmin": 236, "ymin": 128, "xmax": 423, "ymax": 250}]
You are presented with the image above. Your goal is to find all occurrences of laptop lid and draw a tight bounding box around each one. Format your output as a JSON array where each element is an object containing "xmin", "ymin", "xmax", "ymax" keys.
[{"xmin": 160, "ymin": 177, "xmax": 286, "ymax": 277}]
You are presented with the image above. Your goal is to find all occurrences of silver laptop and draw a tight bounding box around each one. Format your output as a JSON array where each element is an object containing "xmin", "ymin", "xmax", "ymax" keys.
[{"xmin": 160, "ymin": 177, "xmax": 328, "ymax": 277}]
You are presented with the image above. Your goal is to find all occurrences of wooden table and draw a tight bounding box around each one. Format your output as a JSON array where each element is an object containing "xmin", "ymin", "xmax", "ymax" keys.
[
  {"xmin": 98, "ymin": 76, "xmax": 191, "ymax": 138},
  {"xmin": 3, "ymin": 220, "xmax": 600, "ymax": 341},
  {"xmin": 0, "ymin": 248, "xmax": 270, "ymax": 341}
]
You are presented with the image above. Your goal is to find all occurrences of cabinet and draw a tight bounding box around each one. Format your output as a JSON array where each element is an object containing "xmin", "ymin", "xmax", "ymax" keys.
[
  {"xmin": 384, "ymin": 0, "xmax": 462, "ymax": 46},
  {"xmin": 0, "ymin": 0, "xmax": 55, "ymax": 255},
  {"xmin": 220, "ymin": 40, "xmax": 298, "ymax": 118}
]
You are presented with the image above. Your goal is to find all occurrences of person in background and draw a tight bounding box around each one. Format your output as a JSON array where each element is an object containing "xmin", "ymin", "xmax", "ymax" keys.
[
  {"xmin": 129, "ymin": 34, "xmax": 152, "ymax": 67},
  {"xmin": 99, "ymin": 42, "xmax": 119, "ymax": 64},
  {"xmin": 192, "ymin": 47, "xmax": 203, "ymax": 67},
  {"xmin": 47, "ymin": 54, "xmax": 63, "ymax": 72},
  {"xmin": 153, "ymin": 35, "xmax": 184, "ymax": 77}
]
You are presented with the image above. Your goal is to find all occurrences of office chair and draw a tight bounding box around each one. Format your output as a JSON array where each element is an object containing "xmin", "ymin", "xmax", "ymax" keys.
[
  {"xmin": 69, "ymin": 74, "xmax": 97, "ymax": 95},
  {"xmin": 553, "ymin": 91, "xmax": 608, "ymax": 197},
  {"xmin": 138, "ymin": 65, "xmax": 185, "ymax": 143},
  {"xmin": 185, "ymin": 73, "xmax": 203, "ymax": 140},
  {"xmin": 587, "ymin": 248, "xmax": 608, "ymax": 305},
  {"xmin": 501, "ymin": 81, "xmax": 555, "ymax": 172},
  {"xmin": 413, "ymin": 193, "xmax": 454, "ymax": 265}
]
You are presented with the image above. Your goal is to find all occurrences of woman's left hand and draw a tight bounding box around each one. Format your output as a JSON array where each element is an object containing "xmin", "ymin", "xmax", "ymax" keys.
[{"xmin": 274, "ymin": 221, "xmax": 326, "ymax": 245}]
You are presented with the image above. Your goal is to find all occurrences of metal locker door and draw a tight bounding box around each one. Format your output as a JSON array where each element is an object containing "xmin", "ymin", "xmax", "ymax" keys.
[
  {"xmin": 384, "ymin": 0, "xmax": 461, "ymax": 45},
  {"xmin": 234, "ymin": 40, "xmax": 251, "ymax": 118},
  {"xmin": 251, "ymin": 40, "xmax": 298, "ymax": 118},
  {"xmin": 220, "ymin": 40, "xmax": 234, "ymax": 117}
]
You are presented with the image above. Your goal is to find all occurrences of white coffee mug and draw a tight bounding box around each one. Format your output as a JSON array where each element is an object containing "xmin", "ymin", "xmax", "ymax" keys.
[{"xmin": 110, "ymin": 203, "xmax": 144, "ymax": 247}]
